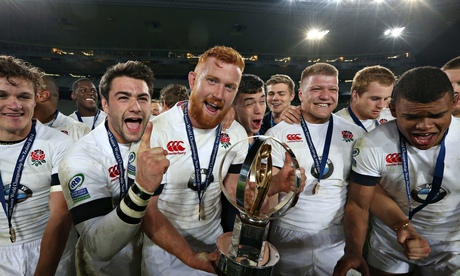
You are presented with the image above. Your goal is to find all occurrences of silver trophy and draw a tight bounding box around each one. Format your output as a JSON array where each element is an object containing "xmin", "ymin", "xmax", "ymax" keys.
[{"xmin": 216, "ymin": 136, "xmax": 301, "ymax": 276}]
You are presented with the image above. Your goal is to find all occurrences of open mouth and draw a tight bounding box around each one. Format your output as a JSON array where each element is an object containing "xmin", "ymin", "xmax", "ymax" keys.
[
  {"xmin": 413, "ymin": 133, "xmax": 435, "ymax": 146},
  {"xmin": 252, "ymin": 119, "xmax": 262, "ymax": 129},
  {"xmin": 125, "ymin": 118, "xmax": 142, "ymax": 132},
  {"xmin": 205, "ymin": 101, "xmax": 222, "ymax": 114}
]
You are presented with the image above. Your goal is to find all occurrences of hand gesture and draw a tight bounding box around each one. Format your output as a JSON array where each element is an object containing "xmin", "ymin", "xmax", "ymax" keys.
[
  {"xmin": 135, "ymin": 122, "xmax": 170, "ymax": 193},
  {"xmin": 280, "ymin": 105, "xmax": 302, "ymax": 125},
  {"xmin": 270, "ymin": 152, "xmax": 306, "ymax": 195},
  {"xmin": 397, "ymin": 228, "xmax": 431, "ymax": 260}
]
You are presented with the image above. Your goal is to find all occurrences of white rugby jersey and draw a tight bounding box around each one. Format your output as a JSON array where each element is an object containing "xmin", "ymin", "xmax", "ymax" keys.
[
  {"xmin": 0, "ymin": 121, "xmax": 73, "ymax": 245},
  {"xmin": 129, "ymin": 102, "xmax": 248, "ymax": 248},
  {"xmin": 352, "ymin": 118, "xmax": 460, "ymax": 241},
  {"xmin": 265, "ymin": 114, "xmax": 365, "ymax": 232},
  {"xmin": 68, "ymin": 109, "xmax": 106, "ymax": 130},
  {"xmin": 59, "ymin": 122, "xmax": 140, "ymax": 275},
  {"xmin": 42, "ymin": 111, "xmax": 90, "ymax": 141},
  {"xmin": 335, "ymin": 107, "xmax": 394, "ymax": 132}
]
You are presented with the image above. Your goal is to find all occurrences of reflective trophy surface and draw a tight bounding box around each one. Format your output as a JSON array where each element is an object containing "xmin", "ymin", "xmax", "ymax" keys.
[{"xmin": 216, "ymin": 136, "xmax": 301, "ymax": 276}]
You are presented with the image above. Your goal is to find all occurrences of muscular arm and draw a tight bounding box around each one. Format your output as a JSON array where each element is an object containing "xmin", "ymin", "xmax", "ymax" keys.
[
  {"xmin": 142, "ymin": 196, "xmax": 217, "ymax": 273},
  {"xmin": 370, "ymin": 184, "xmax": 431, "ymax": 260},
  {"xmin": 333, "ymin": 181, "xmax": 375, "ymax": 276},
  {"xmin": 35, "ymin": 190, "xmax": 72, "ymax": 276}
]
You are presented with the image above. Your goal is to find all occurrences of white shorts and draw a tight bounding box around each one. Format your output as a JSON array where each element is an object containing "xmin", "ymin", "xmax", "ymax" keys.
[
  {"xmin": 0, "ymin": 237, "xmax": 74, "ymax": 276},
  {"xmin": 142, "ymin": 235, "xmax": 215, "ymax": 276},
  {"xmin": 268, "ymin": 224, "xmax": 345, "ymax": 276},
  {"xmin": 367, "ymin": 225, "xmax": 460, "ymax": 275}
]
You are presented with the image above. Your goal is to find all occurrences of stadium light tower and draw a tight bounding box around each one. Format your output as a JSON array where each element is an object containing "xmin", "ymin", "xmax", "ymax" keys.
[{"xmin": 384, "ymin": 27, "xmax": 405, "ymax": 38}]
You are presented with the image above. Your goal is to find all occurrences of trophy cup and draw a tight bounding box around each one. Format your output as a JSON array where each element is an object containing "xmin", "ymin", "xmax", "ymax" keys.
[{"xmin": 215, "ymin": 136, "xmax": 301, "ymax": 276}]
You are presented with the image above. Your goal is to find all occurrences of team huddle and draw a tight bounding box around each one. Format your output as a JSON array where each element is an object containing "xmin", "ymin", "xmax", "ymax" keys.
[{"xmin": 1, "ymin": 46, "xmax": 460, "ymax": 276}]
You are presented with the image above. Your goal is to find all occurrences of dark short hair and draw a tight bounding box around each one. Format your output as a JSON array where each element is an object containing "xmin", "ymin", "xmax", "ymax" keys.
[
  {"xmin": 234, "ymin": 74, "xmax": 265, "ymax": 105},
  {"xmin": 72, "ymin": 78, "xmax": 94, "ymax": 92},
  {"xmin": 41, "ymin": 75, "xmax": 59, "ymax": 99},
  {"xmin": 159, "ymin": 84, "xmax": 189, "ymax": 109},
  {"xmin": 99, "ymin": 60, "xmax": 155, "ymax": 103},
  {"xmin": 0, "ymin": 55, "xmax": 44, "ymax": 95},
  {"xmin": 392, "ymin": 66, "xmax": 453, "ymax": 107}
]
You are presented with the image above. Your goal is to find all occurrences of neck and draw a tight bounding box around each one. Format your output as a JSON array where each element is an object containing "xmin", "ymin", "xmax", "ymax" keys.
[
  {"xmin": 302, "ymin": 110, "xmax": 331, "ymax": 124},
  {"xmin": 35, "ymin": 108, "xmax": 57, "ymax": 124},
  {"xmin": 77, "ymin": 106, "xmax": 97, "ymax": 117},
  {"xmin": 272, "ymin": 111, "xmax": 282, "ymax": 123},
  {"xmin": 348, "ymin": 104, "xmax": 365, "ymax": 120}
]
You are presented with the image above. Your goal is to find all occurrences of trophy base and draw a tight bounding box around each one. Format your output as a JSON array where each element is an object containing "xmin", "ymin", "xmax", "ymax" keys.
[{"xmin": 215, "ymin": 232, "xmax": 279, "ymax": 276}]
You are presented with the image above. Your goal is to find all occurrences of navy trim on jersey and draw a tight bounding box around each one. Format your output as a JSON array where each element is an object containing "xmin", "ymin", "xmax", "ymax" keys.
[
  {"xmin": 228, "ymin": 164, "xmax": 242, "ymax": 174},
  {"xmin": 349, "ymin": 171, "xmax": 378, "ymax": 186},
  {"xmin": 51, "ymin": 173, "xmax": 60, "ymax": 186},
  {"xmin": 71, "ymin": 197, "xmax": 113, "ymax": 225}
]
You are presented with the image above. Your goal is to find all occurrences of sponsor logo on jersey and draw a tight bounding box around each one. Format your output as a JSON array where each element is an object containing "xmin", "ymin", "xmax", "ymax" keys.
[
  {"xmin": 310, "ymin": 157, "xmax": 334, "ymax": 179},
  {"xmin": 342, "ymin": 130, "xmax": 354, "ymax": 142},
  {"xmin": 3, "ymin": 184, "xmax": 32, "ymax": 203},
  {"xmin": 385, "ymin": 153, "xmax": 402, "ymax": 166},
  {"xmin": 108, "ymin": 164, "xmax": 120, "ymax": 181},
  {"xmin": 352, "ymin": 148, "xmax": 360, "ymax": 157},
  {"xmin": 30, "ymin": 149, "xmax": 46, "ymax": 167},
  {"xmin": 411, "ymin": 183, "xmax": 447, "ymax": 204},
  {"xmin": 351, "ymin": 148, "xmax": 360, "ymax": 167},
  {"xmin": 220, "ymin": 133, "xmax": 231, "ymax": 149},
  {"xmin": 68, "ymin": 174, "xmax": 90, "ymax": 203},
  {"xmin": 286, "ymin": 134, "xmax": 302, "ymax": 142},
  {"xmin": 127, "ymin": 152, "xmax": 136, "ymax": 176},
  {"xmin": 167, "ymin": 140, "xmax": 186, "ymax": 155},
  {"xmin": 68, "ymin": 174, "xmax": 85, "ymax": 191},
  {"xmin": 379, "ymin": 119, "xmax": 388, "ymax": 124}
]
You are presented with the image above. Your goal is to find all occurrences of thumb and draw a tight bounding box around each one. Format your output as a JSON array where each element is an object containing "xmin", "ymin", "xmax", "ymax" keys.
[
  {"xmin": 284, "ymin": 151, "xmax": 293, "ymax": 168},
  {"xmin": 396, "ymin": 230, "xmax": 410, "ymax": 246},
  {"xmin": 139, "ymin": 121, "xmax": 152, "ymax": 153}
]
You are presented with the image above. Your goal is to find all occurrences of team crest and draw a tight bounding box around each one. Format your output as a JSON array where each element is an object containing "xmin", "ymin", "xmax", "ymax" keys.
[
  {"xmin": 30, "ymin": 149, "xmax": 46, "ymax": 167},
  {"xmin": 220, "ymin": 133, "xmax": 231, "ymax": 149},
  {"xmin": 341, "ymin": 130, "xmax": 354, "ymax": 143}
]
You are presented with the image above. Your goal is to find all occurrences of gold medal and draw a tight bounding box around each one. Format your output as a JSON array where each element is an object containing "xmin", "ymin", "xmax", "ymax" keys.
[
  {"xmin": 9, "ymin": 227, "xmax": 16, "ymax": 243},
  {"xmin": 312, "ymin": 180, "xmax": 320, "ymax": 195}
]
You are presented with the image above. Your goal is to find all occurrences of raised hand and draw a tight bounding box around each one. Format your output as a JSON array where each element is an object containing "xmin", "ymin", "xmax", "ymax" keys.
[{"xmin": 135, "ymin": 122, "xmax": 170, "ymax": 193}]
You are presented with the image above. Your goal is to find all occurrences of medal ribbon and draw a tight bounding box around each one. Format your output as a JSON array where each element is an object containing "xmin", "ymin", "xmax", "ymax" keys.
[
  {"xmin": 0, "ymin": 122, "xmax": 37, "ymax": 242},
  {"xmin": 105, "ymin": 120, "xmax": 133, "ymax": 201},
  {"xmin": 76, "ymin": 109, "xmax": 100, "ymax": 130},
  {"xmin": 347, "ymin": 105, "xmax": 378, "ymax": 132},
  {"xmin": 183, "ymin": 101, "xmax": 222, "ymax": 209},
  {"xmin": 300, "ymin": 116, "xmax": 334, "ymax": 182},
  {"xmin": 399, "ymin": 130, "xmax": 447, "ymax": 220}
]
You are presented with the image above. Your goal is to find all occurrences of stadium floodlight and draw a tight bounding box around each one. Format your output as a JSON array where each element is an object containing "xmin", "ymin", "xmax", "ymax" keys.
[
  {"xmin": 306, "ymin": 29, "xmax": 329, "ymax": 40},
  {"xmin": 384, "ymin": 27, "xmax": 405, "ymax": 37}
]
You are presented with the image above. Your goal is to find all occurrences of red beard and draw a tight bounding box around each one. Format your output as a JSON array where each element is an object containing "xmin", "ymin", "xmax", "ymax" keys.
[{"xmin": 188, "ymin": 91, "xmax": 231, "ymax": 129}]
